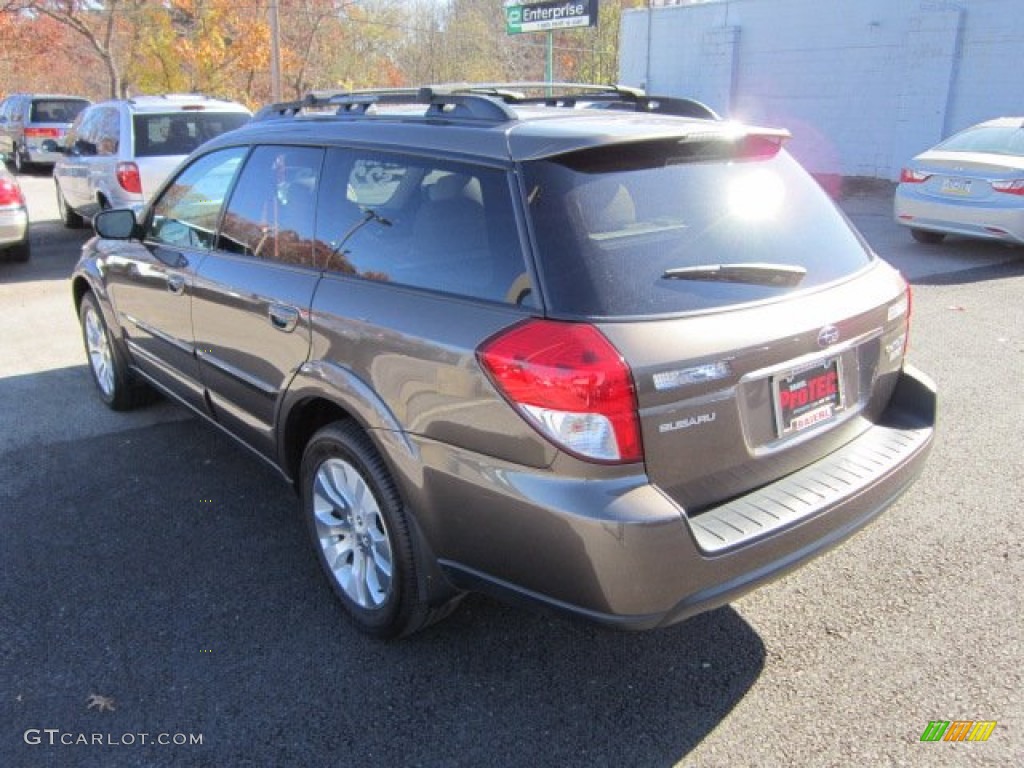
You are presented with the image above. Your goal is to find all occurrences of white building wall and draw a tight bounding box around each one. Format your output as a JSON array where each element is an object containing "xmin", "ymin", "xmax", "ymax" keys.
[{"xmin": 620, "ymin": 0, "xmax": 1024, "ymax": 180}]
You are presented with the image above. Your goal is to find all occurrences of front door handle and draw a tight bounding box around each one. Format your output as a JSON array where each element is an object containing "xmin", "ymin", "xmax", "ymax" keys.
[
  {"xmin": 268, "ymin": 304, "xmax": 300, "ymax": 333},
  {"xmin": 166, "ymin": 274, "xmax": 185, "ymax": 295}
]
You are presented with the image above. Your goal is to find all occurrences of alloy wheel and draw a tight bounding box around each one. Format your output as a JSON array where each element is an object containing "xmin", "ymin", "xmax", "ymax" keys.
[
  {"xmin": 83, "ymin": 305, "xmax": 115, "ymax": 398},
  {"xmin": 312, "ymin": 457, "xmax": 394, "ymax": 609}
]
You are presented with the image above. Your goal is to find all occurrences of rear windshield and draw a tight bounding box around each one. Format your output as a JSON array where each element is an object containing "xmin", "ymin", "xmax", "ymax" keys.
[
  {"xmin": 29, "ymin": 99, "xmax": 89, "ymax": 123},
  {"xmin": 523, "ymin": 141, "xmax": 873, "ymax": 317},
  {"xmin": 935, "ymin": 125, "xmax": 1024, "ymax": 156},
  {"xmin": 133, "ymin": 112, "xmax": 250, "ymax": 157}
]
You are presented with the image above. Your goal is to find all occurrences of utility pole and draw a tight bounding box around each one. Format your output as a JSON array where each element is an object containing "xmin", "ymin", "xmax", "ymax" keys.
[
  {"xmin": 269, "ymin": 0, "xmax": 282, "ymax": 102},
  {"xmin": 645, "ymin": 0, "xmax": 653, "ymax": 91}
]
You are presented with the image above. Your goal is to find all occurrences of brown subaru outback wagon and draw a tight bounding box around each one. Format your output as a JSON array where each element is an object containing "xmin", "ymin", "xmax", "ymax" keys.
[{"xmin": 72, "ymin": 84, "xmax": 936, "ymax": 638}]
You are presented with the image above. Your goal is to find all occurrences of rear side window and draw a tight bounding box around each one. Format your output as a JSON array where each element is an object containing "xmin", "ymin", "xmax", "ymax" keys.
[
  {"xmin": 314, "ymin": 149, "xmax": 532, "ymax": 305},
  {"xmin": 523, "ymin": 143, "xmax": 873, "ymax": 317},
  {"xmin": 29, "ymin": 98, "xmax": 89, "ymax": 123},
  {"xmin": 132, "ymin": 112, "xmax": 250, "ymax": 157}
]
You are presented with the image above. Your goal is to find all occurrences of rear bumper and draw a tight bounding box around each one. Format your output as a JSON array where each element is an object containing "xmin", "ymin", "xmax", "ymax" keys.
[
  {"xmin": 24, "ymin": 146, "xmax": 62, "ymax": 166},
  {"xmin": 0, "ymin": 207, "xmax": 28, "ymax": 247},
  {"xmin": 428, "ymin": 365, "xmax": 936, "ymax": 629},
  {"xmin": 894, "ymin": 186, "xmax": 1024, "ymax": 244}
]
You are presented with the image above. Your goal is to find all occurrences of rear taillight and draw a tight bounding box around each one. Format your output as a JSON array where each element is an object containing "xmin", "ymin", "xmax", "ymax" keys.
[
  {"xmin": 992, "ymin": 179, "xmax": 1024, "ymax": 196},
  {"xmin": 478, "ymin": 319, "xmax": 642, "ymax": 464},
  {"xmin": 116, "ymin": 162, "xmax": 142, "ymax": 194},
  {"xmin": 0, "ymin": 177, "xmax": 25, "ymax": 208},
  {"xmin": 24, "ymin": 127, "xmax": 60, "ymax": 138},
  {"xmin": 900, "ymin": 168, "xmax": 930, "ymax": 184}
]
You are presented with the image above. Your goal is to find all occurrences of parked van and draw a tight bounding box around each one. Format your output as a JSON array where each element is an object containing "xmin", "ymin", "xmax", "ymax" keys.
[
  {"xmin": 49, "ymin": 94, "xmax": 250, "ymax": 227},
  {"xmin": 0, "ymin": 93, "xmax": 91, "ymax": 173}
]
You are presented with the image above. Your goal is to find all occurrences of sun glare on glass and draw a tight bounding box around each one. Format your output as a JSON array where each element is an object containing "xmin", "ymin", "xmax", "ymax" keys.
[{"xmin": 727, "ymin": 168, "xmax": 786, "ymax": 221}]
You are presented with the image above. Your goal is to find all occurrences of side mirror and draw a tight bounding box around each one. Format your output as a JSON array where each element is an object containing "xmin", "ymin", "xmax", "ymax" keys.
[
  {"xmin": 93, "ymin": 208, "xmax": 138, "ymax": 240},
  {"xmin": 40, "ymin": 139, "xmax": 63, "ymax": 153}
]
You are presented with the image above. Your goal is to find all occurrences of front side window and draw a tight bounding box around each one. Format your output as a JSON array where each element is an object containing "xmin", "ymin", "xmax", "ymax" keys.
[
  {"xmin": 146, "ymin": 146, "xmax": 247, "ymax": 249},
  {"xmin": 218, "ymin": 145, "xmax": 323, "ymax": 267},
  {"xmin": 72, "ymin": 108, "xmax": 103, "ymax": 155},
  {"xmin": 315, "ymin": 148, "xmax": 530, "ymax": 304},
  {"xmin": 96, "ymin": 108, "xmax": 120, "ymax": 156}
]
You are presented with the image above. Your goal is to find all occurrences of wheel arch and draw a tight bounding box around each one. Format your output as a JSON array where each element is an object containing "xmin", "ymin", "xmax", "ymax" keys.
[
  {"xmin": 281, "ymin": 368, "xmax": 458, "ymax": 616},
  {"xmin": 278, "ymin": 361, "xmax": 418, "ymax": 490},
  {"xmin": 70, "ymin": 274, "xmax": 93, "ymax": 313}
]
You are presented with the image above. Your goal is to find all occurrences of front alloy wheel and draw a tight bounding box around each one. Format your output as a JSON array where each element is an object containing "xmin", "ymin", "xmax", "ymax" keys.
[
  {"xmin": 83, "ymin": 301, "xmax": 116, "ymax": 399},
  {"xmin": 78, "ymin": 292, "xmax": 142, "ymax": 410}
]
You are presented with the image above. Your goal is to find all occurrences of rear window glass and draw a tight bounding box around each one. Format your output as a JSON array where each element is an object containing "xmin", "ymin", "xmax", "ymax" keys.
[
  {"xmin": 29, "ymin": 99, "xmax": 89, "ymax": 123},
  {"xmin": 523, "ymin": 142, "xmax": 873, "ymax": 317},
  {"xmin": 935, "ymin": 125, "xmax": 1024, "ymax": 156},
  {"xmin": 133, "ymin": 112, "xmax": 250, "ymax": 157}
]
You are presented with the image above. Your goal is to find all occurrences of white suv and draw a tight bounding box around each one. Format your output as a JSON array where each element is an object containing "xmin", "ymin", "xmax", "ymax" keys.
[{"xmin": 49, "ymin": 94, "xmax": 250, "ymax": 227}]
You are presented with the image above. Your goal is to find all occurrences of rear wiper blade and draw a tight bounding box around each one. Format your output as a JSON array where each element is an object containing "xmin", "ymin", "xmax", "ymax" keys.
[{"xmin": 662, "ymin": 263, "xmax": 807, "ymax": 286}]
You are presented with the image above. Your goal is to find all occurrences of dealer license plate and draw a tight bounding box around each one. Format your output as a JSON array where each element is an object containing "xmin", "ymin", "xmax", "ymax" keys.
[
  {"xmin": 941, "ymin": 177, "xmax": 972, "ymax": 196},
  {"xmin": 774, "ymin": 358, "xmax": 843, "ymax": 436}
]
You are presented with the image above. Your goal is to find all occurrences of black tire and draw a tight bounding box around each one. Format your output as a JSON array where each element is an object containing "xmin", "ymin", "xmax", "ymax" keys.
[
  {"xmin": 57, "ymin": 182, "xmax": 85, "ymax": 229},
  {"xmin": 911, "ymin": 228, "xmax": 946, "ymax": 245},
  {"xmin": 78, "ymin": 291, "xmax": 143, "ymax": 410},
  {"xmin": 4, "ymin": 239, "xmax": 30, "ymax": 262},
  {"xmin": 13, "ymin": 145, "xmax": 28, "ymax": 174},
  {"xmin": 301, "ymin": 421, "xmax": 444, "ymax": 638}
]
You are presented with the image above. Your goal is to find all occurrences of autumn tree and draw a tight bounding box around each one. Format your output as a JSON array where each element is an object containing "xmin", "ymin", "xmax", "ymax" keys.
[
  {"xmin": 0, "ymin": 0, "xmax": 644, "ymax": 106},
  {"xmin": 277, "ymin": 0, "xmax": 404, "ymax": 97},
  {"xmin": 12, "ymin": 0, "xmax": 151, "ymax": 98},
  {"xmin": 555, "ymin": 0, "xmax": 646, "ymax": 84},
  {"xmin": 394, "ymin": 0, "xmax": 545, "ymax": 85},
  {"xmin": 0, "ymin": 5, "xmax": 61, "ymax": 81},
  {"xmin": 152, "ymin": 1, "xmax": 271, "ymax": 104}
]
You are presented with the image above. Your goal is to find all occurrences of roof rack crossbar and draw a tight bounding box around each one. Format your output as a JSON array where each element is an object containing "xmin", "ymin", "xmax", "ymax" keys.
[{"xmin": 252, "ymin": 91, "xmax": 342, "ymax": 120}]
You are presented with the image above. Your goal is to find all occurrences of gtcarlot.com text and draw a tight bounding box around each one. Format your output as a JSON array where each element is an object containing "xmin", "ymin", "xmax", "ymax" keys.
[{"xmin": 24, "ymin": 729, "xmax": 203, "ymax": 747}]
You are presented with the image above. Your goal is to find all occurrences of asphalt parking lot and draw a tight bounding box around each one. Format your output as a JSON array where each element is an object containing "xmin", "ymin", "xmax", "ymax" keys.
[{"xmin": 1, "ymin": 170, "xmax": 1021, "ymax": 767}]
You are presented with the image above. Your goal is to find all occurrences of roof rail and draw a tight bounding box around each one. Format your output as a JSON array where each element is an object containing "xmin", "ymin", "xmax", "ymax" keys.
[
  {"xmin": 251, "ymin": 82, "xmax": 721, "ymax": 124},
  {"xmin": 253, "ymin": 87, "xmax": 517, "ymax": 123},
  {"xmin": 441, "ymin": 82, "xmax": 721, "ymax": 120}
]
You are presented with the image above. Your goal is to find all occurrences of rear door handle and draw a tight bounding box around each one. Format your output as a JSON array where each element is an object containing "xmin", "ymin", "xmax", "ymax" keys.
[
  {"xmin": 268, "ymin": 304, "xmax": 300, "ymax": 333},
  {"xmin": 166, "ymin": 274, "xmax": 185, "ymax": 295}
]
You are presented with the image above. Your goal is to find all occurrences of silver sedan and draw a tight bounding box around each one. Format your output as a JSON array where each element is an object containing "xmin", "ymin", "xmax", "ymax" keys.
[
  {"xmin": 894, "ymin": 117, "xmax": 1024, "ymax": 245},
  {"xmin": 0, "ymin": 166, "xmax": 29, "ymax": 262}
]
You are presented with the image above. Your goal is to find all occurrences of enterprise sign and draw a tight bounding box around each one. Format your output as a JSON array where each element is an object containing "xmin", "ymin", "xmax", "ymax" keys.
[{"xmin": 506, "ymin": 0, "xmax": 598, "ymax": 35}]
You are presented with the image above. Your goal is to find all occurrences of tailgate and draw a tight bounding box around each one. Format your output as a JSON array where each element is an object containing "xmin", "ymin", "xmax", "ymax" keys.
[{"xmin": 600, "ymin": 262, "xmax": 911, "ymax": 512}]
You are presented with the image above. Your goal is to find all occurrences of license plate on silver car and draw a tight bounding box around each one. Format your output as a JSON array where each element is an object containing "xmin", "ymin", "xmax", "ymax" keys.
[{"xmin": 941, "ymin": 177, "xmax": 972, "ymax": 196}]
